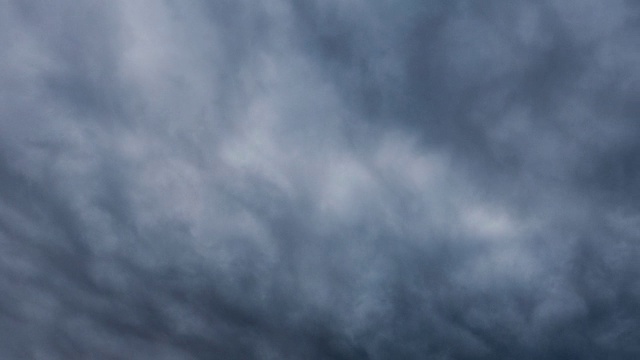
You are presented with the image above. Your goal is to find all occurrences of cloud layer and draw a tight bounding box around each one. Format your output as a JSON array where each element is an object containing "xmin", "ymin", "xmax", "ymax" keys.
[{"xmin": 1, "ymin": 0, "xmax": 640, "ymax": 358}]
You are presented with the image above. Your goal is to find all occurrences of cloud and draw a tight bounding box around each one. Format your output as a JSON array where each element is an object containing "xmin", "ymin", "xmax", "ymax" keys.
[{"xmin": 1, "ymin": 0, "xmax": 640, "ymax": 358}]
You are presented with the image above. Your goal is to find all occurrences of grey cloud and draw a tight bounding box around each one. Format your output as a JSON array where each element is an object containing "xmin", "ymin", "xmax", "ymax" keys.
[{"xmin": 1, "ymin": 0, "xmax": 640, "ymax": 359}]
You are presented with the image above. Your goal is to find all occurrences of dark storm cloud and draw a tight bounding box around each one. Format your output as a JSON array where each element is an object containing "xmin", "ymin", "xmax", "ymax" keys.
[{"xmin": 1, "ymin": 0, "xmax": 640, "ymax": 359}]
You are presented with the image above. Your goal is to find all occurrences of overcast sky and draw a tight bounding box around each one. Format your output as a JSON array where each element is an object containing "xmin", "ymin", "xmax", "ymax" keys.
[{"xmin": 1, "ymin": 0, "xmax": 640, "ymax": 359}]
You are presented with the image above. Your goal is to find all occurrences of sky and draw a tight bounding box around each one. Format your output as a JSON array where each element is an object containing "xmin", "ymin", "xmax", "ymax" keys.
[{"xmin": 1, "ymin": 0, "xmax": 640, "ymax": 359}]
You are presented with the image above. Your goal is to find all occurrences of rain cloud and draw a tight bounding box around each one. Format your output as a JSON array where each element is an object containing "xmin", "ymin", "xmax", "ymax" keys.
[{"xmin": 1, "ymin": 0, "xmax": 640, "ymax": 358}]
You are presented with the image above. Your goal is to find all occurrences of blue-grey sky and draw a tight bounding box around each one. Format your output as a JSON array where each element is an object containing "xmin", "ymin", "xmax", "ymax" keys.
[{"xmin": 1, "ymin": 1, "xmax": 640, "ymax": 359}]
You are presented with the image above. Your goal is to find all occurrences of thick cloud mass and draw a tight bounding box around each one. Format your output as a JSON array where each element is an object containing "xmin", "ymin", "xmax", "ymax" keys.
[{"xmin": 2, "ymin": 0, "xmax": 640, "ymax": 358}]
